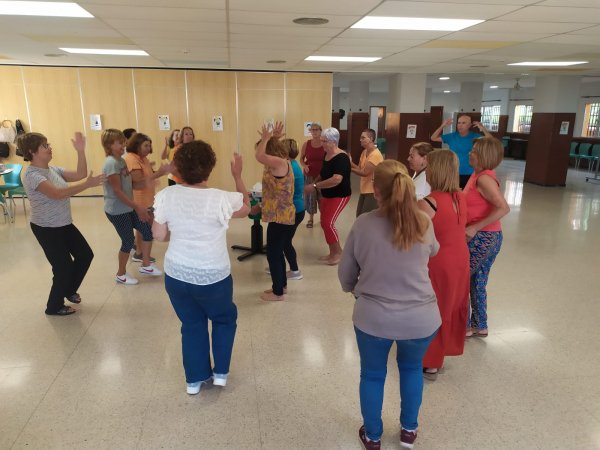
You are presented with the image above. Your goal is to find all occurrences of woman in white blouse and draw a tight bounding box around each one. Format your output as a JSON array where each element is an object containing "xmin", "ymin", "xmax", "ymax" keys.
[
  {"xmin": 152, "ymin": 141, "xmax": 250, "ymax": 395},
  {"xmin": 407, "ymin": 142, "xmax": 433, "ymax": 200}
]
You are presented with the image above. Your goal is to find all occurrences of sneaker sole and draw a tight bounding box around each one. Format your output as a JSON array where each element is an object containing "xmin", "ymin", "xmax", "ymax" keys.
[
  {"xmin": 116, "ymin": 278, "xmax": 138, "ymax": 285},
  {"xmin": 213, "ymin": 378, "xmax": 227, "ymax": 387}
]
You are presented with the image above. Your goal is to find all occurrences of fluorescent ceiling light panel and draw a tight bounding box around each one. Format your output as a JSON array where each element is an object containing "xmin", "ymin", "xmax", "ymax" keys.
[
  {"xmin": 439, "ymin": 76, "xmax": 450, "ymax": 80},
  {"xmin": 0, "ymin": 1, "xmax": 93, "ymax": 17},
  {"xmin": 60, "ymin": 48, "xmax": 148, "ymax": 56},
  {"xmin": 508, "ymin": 61, "xmax": 588, "ymax": 67},
  {"xmin": 305, "ymin": 56, "xmax": 380, "ymax": 63},
  {"xmin": 352, "ymin": 16, "xmax": 483, "ymax": 32},
  {"xmin": 490, "ymin": 85, "xmax": 498, "ymax": 89},
  {"xmin": 443, "ymin": 90, "xmax": 451, "ymax": 93}
]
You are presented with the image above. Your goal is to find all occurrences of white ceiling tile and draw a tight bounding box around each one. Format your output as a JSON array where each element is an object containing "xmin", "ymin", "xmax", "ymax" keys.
[
  {"xmin": 228, "ymin": 11, "xmax": 360, "ymax": 28},
  {"xmin": 464, "ymin": 20, "xmax": 594, "ymax": 34},
  {"xmin": 78, "ymin": 0, "xmax": 223, "ymax": 7},
  {"xmin": 229, "ymin": 24, "xmax": 341, "ymax": 37},
  {"xmin": 370, "ymin": 1, "xmax": 523, "ymax": 20},
  {"xmin": 570, "ymin": 25, "xmax": 600, "ymax": 36},
  {"xmin": 228, "ymin": 0, "xmax": 379, "ymax": 15},
  {"xmin": 443, "ymin": 32, "xmax": 552, "ymax": 42},
  {"xmin": 318, "ymin": 45, "xmax": 411, "ymax": 54},
  {"xmin": 338, "ymin": 28, "xmax": 449, "ymax": 40},
  {"xmin": 327, "ymin": 37, "xmax": 427, "ymax": 48},
  {"xmin": 535, "ymin": 35, "xmax": 600, "ymax": 46},
  {"xmin": 83, "ymin": 5, "xmax": 226, "ymax": 21},
  {"xmin": 104, "ymin": 19, "xmax": 226, "ymax": 34},
  {"xmin": 229, "ymin": 40, "xmax": 321, "ymax": 51},
  {"xmin": 537, "ymin": 0, "xmax": 600, "ymax": 6},
  {"xmin": 497, "ymin": 6, "xmax": 600, "ymax": 23},
  {"xmin": 229, "ymin": 35, "xmax": 327, "ymax": 45}
]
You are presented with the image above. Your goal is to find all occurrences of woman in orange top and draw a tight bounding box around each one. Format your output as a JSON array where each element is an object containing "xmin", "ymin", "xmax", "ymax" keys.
[
  {"xmin": 170, "ymin": 126, "xmax": 195, "ymax": 184},
  {"xmin": 464, "ymin": 137, "xmax": 510, "ymax": 338},
  {"xmin": 161, "ymin": 129, "xmax": 180, "ymax": 186},
  {"xmin": 124, "ymin": 133, "xmax": 170, "ymax": 262}
]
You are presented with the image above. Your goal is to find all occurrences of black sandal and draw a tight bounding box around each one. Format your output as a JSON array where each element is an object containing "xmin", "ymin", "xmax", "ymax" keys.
[
  {"xmin": 67, "ymin": 293, "xmax": 82, "ymax": 304},
  {"xmin": 46, "ymin": 306, "xmax": 77, "ymax": 316}
]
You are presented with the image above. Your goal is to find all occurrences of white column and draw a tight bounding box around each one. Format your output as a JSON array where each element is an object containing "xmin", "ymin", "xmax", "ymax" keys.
[
  {"xmin": 534, "ymin": 76, "xmax": 580, "ymax": 113},
  {"xmin": 388, "ymin": 73, "xmax": 426, "ymax": 113},
  {"xmin": 459, "ymin": 81, "xmax": 483, "ymax": 112},
  {"xmin": 349, "ymin": 81, "xmax": 369, "ymax": 112}
]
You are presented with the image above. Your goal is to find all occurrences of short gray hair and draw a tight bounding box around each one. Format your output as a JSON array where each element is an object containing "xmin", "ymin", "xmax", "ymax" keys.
[{"xmin": 322, "ymin": 127, "xmax": 340, "ymax": 145}]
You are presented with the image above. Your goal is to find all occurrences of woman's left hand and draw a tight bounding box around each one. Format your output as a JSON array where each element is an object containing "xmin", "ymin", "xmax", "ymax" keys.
[
  {"xmin": 259, "ymin": 124, "xmax": 273, "ymax": 142},
  {"xmin": 71, "ymin": 132, "xmax": 86, "ymax": 153},
  {"xmin": 304, "ymin": 184, "xmax": 316, "ymax": 194},
  {"xmin": 465, "ymin": 225, "xmax": 477, "ymax": 241}
]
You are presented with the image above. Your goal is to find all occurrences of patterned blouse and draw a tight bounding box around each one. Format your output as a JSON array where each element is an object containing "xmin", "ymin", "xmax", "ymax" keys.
[{"xmin": 261, "ymin": 162, "xmax": 295, "ymax": 225}]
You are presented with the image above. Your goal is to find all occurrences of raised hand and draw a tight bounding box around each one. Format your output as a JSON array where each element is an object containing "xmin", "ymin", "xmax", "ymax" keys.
[
  {"xmin": 71, "ymin": 132, "xmax": 86, "ymax": 153},
  {"xmin": 85, "ymin": 171, "xmax": 106, "ymax": 188},
  {"xmin": 230, "ymin": 153, "xmax": 243, "ymax": 178},
  {"xmin": 443, "ymin": 118, "xmax": 453, "ymax": 127},
  {"xmin": 258, "ymin": 124, "xmax": 273, "ymax": 142},
  {"xmin": 156, "ymin": 162, "xmax": 172, "ymax": 176},
  {"xmin": 272, "ymin": 121, "xmax": 285, "ymax": 139}
]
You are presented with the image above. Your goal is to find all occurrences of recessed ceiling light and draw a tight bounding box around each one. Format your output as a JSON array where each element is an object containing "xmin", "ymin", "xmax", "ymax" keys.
[
  {"xmin": 439, "ymin": 76, "xmax": 450, "ymax": 80},
  {"xmin": 490, "ymin": 85, "xmax": 498, "ymax": 89},
  {"xmin": 293, "ymin": 17, "xmax": 329, "ymax": 25},
  {"xmin": 443, "ymin": 90, "xmax": 451, "ymax": 93},
  {"xmin": 508, "ymin": 61, "xmax": 588, "ymax": 67},
  {"xmin": 267, "ymin": 60, "xmax": 286, "ymax": 64},
  {"xmin": 60, "ymin": 48, "xmax": 149, "ymax": 56},
  {"xmin": 351, "ymin": 16, "xmax": 483, "ymax": 31},
  {"xmin": 305, "ymin": 56, "xmax": 381, "ymax": 63},
  {"xmin": 0, "ymin": 1, "xmax": 92, "ymax": 17}
]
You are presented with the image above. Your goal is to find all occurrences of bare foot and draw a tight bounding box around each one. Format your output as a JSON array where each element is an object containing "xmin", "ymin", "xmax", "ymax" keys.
[
  {"xmin": 318, "ymin": 254, "xmax": 332, "ymax": 261},
  {"xmin": 326, "ymin": 255, "xmax": 341, "ymax": 265},
  {"xmin": 260, "ymin": 292, "xmax": 285, "ymax": 302},
  {"xmin": 264, "ymin": 288, "xmax": 287, "ymax": 294}
]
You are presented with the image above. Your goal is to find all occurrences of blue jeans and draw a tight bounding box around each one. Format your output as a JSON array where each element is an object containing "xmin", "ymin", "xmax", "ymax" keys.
[
  {"xmin": 165, "ymin": 274, "xmax": 237, "ymax": 383},
  {"xmin": 354, "ymin": 326, "xmax": 437, "ymax": 441}
]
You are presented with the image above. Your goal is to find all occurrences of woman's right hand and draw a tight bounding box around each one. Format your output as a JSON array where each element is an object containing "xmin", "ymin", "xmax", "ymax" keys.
[
  {"xmin": 135, "ymin": 205, "xmax": 151, "ymax": 223},
  {"xmin": 85, "ymin": 171, "xmax": 106, "ymax": 188},
  {"xmin": 303, "ymin": 165, "xmax": 310, "ymax": 175},
  {"xmin": 231, "ymin": 153, "xmax": 243, "ymax": 178}
]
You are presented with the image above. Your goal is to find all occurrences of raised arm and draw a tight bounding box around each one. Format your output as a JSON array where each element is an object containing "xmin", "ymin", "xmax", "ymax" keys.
[
  {"xmin": 230, "ymin": 153, "xmax": 251, "ymax": 218},
  {"xmin": 473, "ymin": 121, "xmax": 492, "ymax": 138},
  {"xmin": 62, "ymin": 132, "xmax": 88, "ymax": 182},
  {"xmin": 431, "ymin": 118, "xmax": 453, "ymax": 142},
  {"xmin": 255, "ymin": 123, "xmax": 288, "ymax": 174}
]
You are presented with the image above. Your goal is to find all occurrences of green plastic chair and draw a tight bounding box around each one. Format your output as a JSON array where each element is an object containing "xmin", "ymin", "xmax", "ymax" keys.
[
  {"xmin": 0, "ymin": 164, "xmax": 24, "ymax": 218},
  {"xmin": 577, "ymin": 143, "xmax": 593, "ymax": 171},
  {"xmin": 589, "ymin": 144, "xmax": 600, "ymax": 174},
  {"xmin": 569, "ymin": 142, "xmax": 580, "ymax": 169},
  {"xmin": 376, "ymin": 138, "xmax": 386, "ymax": 155},
  {"xmin": 0, "ymin": 192, "xmax": 11, "ymax": 223}
]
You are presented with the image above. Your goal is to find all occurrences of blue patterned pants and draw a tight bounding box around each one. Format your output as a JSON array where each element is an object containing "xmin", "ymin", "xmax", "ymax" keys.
[{"xmin": 468, "ymin": 231, "xmax": 503, "ymax": 330}]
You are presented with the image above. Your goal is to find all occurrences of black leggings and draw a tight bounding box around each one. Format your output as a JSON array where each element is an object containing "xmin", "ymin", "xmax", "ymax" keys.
[
  {"xmin": 266, "ymin": 222, "xmax": 296, "ymax": 295},
  {"xmin": 31, "ymin": 223, "xmax": 94, "ymax": 314},
  {"xmin": 283, "ymin": 211, "xmax": 305, "ymax": 271}
]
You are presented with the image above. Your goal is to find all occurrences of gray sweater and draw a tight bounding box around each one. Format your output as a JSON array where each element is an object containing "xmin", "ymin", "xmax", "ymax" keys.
[{"xmin": 338, "ymin": 210, "xmax": 441, "ymax": 340}]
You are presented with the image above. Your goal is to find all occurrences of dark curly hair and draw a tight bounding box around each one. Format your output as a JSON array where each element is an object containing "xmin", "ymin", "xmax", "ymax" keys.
[{"xmin": 173, "ymin": 140, "xmax": 216, "ymax": 184}]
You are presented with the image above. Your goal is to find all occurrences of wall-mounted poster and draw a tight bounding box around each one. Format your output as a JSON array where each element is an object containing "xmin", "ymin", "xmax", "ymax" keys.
[
  {"xmin": 213, "ymin": 115, "xmax": 223, "ymax": 132},
  {"xmin": 406, "ymin": 124, "xmax": 417, "ymax": 139},
  {"xmin": 158, "ymin": 115, "xmax": 170, "ymax": 131},
  {"xmin": 304, "ymin": 122, "xmax": 313, "ymax": 137},
  {"xmin": 559, "ymin": 121, "xmax": 569, "ymax": 135},
  {"xmin": 90, "ymin": 114, "xmax": 102, "ymax": 131}
]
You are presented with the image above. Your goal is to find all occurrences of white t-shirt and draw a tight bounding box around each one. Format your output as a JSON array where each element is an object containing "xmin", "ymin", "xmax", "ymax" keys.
[
  {"xmin": 153, "ymin": 185, "xmax": 243, "ymax": 285},
  {"xmin": 413, "ymin": 170, "xmax": 431, "ymax": 200}
]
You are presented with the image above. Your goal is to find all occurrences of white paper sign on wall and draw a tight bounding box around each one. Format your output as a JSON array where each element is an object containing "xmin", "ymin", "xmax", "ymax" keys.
[
  {"xmin": 90, "ymin": 114, "xmax": 102, "ymax": 131},
  {"xmin": 158, "ymin": 115, "xmax": 170, "ymax": 131},
  {"xmin": 304, "ymin": 122, "xmax": 313, "ymax": 137},
  {"xmin": 406, "ymin": 124, "xmax": 417, "ymax": 139},
  {"xmin": 213, "ymin": 115, "xmax": 223, "ymax": 132},
  {"xmin": 559, "ymin": 121, "xmax": 569, "ymax": 135}
]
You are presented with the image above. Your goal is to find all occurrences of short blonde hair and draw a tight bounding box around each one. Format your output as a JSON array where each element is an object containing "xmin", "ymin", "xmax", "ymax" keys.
[
  {"xmin": 426, "ymin": 150, "xmax": 460, "ymax": 192},
  {"xmin": 374, "ymin": 160, "xmax": 429, "ymax": 250},
  {"xmin": 101, "ymin": 129, "xmax": 126, "ymax": 156},
  {"xmin": 471, "ymin": 137, "xmax": 503, "ymax": 170}
]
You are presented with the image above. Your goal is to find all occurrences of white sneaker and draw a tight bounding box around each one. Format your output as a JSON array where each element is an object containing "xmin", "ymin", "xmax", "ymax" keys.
[
  {"xmin": 139, "ymin": 264, "xmax": 162, "ymax": 276},
  {"xmin": 186, "ymin": 377, "xmax": 212, "ymax": 395},
  {"xmin": 286, "ymin": 270, "xmax": 303, "ymax": 280},
  {"xmin": 213, "ymin": 373, "xmax": 228, "ymax": 387},
  {"xmin": 116, "ymin": 273, "xmax": 139, "ymax": 285}
]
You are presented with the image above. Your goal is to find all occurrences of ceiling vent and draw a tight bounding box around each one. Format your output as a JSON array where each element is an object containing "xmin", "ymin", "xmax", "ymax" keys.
[{"xmin": 293, "ymin": 17, "xmax": 329, "ymax": 25}]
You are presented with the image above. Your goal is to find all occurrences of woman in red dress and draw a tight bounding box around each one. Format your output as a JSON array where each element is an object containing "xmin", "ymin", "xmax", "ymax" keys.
[
  {"xmin": 418, "ymin": 150, "xmax": 470, "ymax": 380},
  {"xmin": 300, "ymin": 122, "xmax": 325, "ymax": 228}
]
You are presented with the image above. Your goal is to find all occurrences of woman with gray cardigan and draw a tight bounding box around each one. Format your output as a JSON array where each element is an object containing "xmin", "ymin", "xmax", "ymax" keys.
[{"xmin": 338, "ymin": 160, "xmax": 440, "ymax": 450}]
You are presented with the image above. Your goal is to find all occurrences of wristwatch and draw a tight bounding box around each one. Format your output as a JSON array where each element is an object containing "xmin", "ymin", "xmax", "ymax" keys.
[{"xmin": 313, "ymin": 183, "xmax": 318, "ymax": 190}]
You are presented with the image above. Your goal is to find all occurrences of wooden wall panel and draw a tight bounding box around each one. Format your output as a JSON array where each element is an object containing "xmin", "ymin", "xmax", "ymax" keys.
[
  {"xmin": 22, "ymin": 67, "xmax": 85, "ymax": 170},
  {"xmin": 286, "ymin": 90, "xmax": 331, "ymax": 152},
  {"xmin": 133, "ymin": 69, "xmax": 187, "ymax": 190},
  {"xmin": 237, "ymin": 73, "xmax": 285, "ymax": 186},
  {"xmin": 0, "ymin": 67, "xmax": 29, "ymax": 165},
  {"xmin": 186, "ymin": 71, "xmax": 237, "ymax": 190},
  {"xmin": 79, "ymin": 68, "xmax": 137, "ymax": 195}
]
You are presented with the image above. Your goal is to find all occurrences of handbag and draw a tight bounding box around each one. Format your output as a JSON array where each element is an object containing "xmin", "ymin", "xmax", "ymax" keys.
[
  {"xmin": 0, "ymin": 142, "xmax": 9, "ymax": 158},
  {"xmin": 0, "ymin": 120, "xmax": 16, "ymax": 143},
  {"xmin": 15, "ymin": 119, "xmax": 26, "ymax": 158}
]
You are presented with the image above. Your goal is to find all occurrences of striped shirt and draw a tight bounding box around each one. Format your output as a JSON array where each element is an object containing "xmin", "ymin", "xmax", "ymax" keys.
[{"xmin": 23, "ymin": 166, "xmax": 72, "ymax": 227}]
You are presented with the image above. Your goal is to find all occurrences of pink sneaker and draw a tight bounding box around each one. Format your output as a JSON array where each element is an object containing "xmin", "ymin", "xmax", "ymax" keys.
[{"xmin": 358, "ymin": 426, "xmax": 381, "ymax": 450}]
